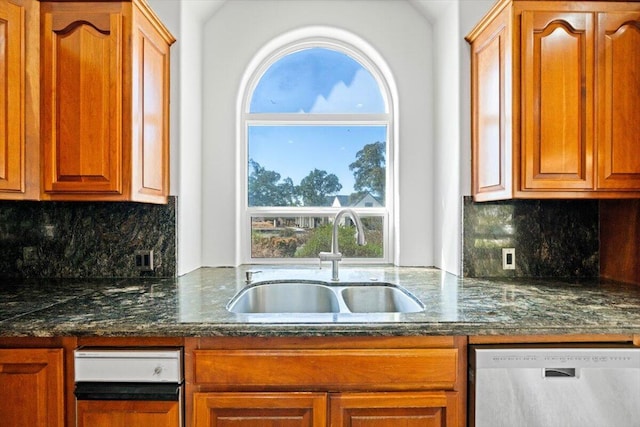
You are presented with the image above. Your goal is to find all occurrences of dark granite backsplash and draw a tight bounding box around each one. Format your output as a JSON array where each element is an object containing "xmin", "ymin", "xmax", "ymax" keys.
[
  {"xmin": 0, "ymin": 197, "xmax": 176, "ymax": 278},
  {"xmin": 463, "ymin": 196, "xmax": 599, "ymax": 278},
  {"xmin": 0, "ymin": 195, "xmax": 599, "ymax": 279}
]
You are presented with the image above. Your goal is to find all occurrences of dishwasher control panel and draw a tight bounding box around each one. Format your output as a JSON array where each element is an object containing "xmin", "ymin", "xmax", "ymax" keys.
[{"xmin": 74, "ymin": 348, "xmax": 183, "ymax": 383}]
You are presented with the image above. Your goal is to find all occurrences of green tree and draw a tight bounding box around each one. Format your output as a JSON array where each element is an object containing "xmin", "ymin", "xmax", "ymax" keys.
[
  {"xmin": 248, "ymin": 159, "xmax": 297, "ymax": 206},
  {"xmin": 295, "ymin": 223, "xmax": 383, "ymax": 258},
  {"xmin": 297, "ymin": 169, "xmax": 342, "ymax": 206},
  {"xmin": 349, "ymin": 141, "xmax": 385, "ymax": 203}
]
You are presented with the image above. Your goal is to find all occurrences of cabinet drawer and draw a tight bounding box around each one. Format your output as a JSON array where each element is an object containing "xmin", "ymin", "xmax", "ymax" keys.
[{"xmin": 194, "ymin": 348, "xmax": 457, "ymax": 391}]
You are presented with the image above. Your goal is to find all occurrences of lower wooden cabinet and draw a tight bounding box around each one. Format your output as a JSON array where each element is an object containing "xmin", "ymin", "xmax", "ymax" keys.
[
  {"xmin": 187, "ymin": 336, "xmax": 465, "ymax": 427},
  {"xmin": 0, "ymin": 348, "xmax": 65, "ymax": 427},
  {"xmin": 76, "ymin": 400, "xmax": 181, "ymax": 427},
  {"xmin": 192, "ymin": 391, "xmax": 458, "ymax": 427},
  {"xmin": 330, "ymin": 391, "xmax": 458, "ymax": 427},
  {"xmin": 193, "ymin": 392, "xmax": 327, "ymax": 427}
]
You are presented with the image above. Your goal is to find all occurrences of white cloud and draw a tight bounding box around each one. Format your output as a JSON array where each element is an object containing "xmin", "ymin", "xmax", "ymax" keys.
[{"xmin": 308, "ymin": 69, "xmax": 384, "ymax": 113}]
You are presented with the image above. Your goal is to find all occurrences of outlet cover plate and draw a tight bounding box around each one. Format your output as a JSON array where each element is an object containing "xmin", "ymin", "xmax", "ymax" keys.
[
  {"xmin": 134, "ymin": 250, "xmax": 154, "ymax": 271},
  {"xmin": 502, "ymin": 248, "xmax": 515, "ymax": 270}
]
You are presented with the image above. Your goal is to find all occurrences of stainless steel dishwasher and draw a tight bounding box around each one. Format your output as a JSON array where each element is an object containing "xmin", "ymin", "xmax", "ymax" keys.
[{"xmin": 469, "ymin": 345, "xmax": 640, "ymax": 427}]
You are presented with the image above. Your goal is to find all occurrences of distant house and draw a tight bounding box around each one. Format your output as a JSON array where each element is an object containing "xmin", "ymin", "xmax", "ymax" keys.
[
  {"xmin": 330, "ymin": 195, "xmax": 351, "ymax": 207},
  {"xmin": 329, "ymin": 192, "xmax": 383, "ymax": 208},
  {"xmin": 296, "ymin": 193, "xmax": 383, "ymax": 229}
]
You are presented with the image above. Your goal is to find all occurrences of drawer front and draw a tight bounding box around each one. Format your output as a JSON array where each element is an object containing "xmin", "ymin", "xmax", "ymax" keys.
[{"xmin": 194, "ymin": 348, "xmax": 458, "ymax": 391}]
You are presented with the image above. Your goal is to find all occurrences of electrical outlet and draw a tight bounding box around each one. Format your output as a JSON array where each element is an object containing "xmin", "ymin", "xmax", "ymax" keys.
[
  {"xmin": 502, "ymin": 248, "xmax": 515, "ymax": 270},
  {"xmin": 134, "ymin": 250, "xmax": 154, "ymax": 271}
]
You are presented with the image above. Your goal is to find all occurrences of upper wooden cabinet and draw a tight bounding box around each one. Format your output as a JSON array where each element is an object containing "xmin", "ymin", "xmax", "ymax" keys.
[
  {"xmin": 0, "ymin": 0, "xmax": 39, "ymax": 200},
  {"xmin": 40, "ymin": 0, "xmax": 175, "ymax": 203},
  {"xmin": 466, "ymin": 0, "xmax": 640, "ymax": 201}
]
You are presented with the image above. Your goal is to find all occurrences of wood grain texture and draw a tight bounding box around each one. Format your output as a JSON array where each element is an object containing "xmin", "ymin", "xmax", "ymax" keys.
[
  {"xmin": 596, "ymin": 11, "xmax": 640, "ymax": 189},
  {"xmin": 467, "ymin": 0, "xmax": 640, "ymax": 200},
  {"xmin": 40, "ymin": 0, "xmax": 173, "ymax": 203},
  {"xmin": 330, "ymin": 391, "xmax": 458, "ymax": 427},
  {"xmin": 193, "ymin": 392, "xmax": 326, "ymax": 427},
  {"xmin": 600, "ymin": 199, "xmax": 640, "ymax": 285},
  {"xmin": 522, "ymin": 10, "xmax": 594, "ymax": 190},
  {"xmin": 0, "ymin": 348, "xmax": 65, "ymax": 427},
  {"xmin": 77, "ymin": 401, "xmax": 180, "ymax": 427},
  {"xmin": 194, "ymin": 348, "xmax": 458, "ymax": 392}
]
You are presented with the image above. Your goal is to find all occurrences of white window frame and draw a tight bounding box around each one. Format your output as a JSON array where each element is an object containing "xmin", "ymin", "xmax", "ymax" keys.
[{"xmin": 238, "ymin": 32, "xmax": 396, "ymax": 265}]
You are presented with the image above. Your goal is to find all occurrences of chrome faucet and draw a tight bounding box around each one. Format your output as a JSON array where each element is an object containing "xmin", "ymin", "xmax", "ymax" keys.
[{"xmin": 319, "ymin": 209, "xmax": 366, "ymax": 281}]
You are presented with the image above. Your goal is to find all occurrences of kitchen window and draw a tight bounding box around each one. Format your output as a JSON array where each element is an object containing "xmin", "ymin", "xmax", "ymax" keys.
[{"xmin": 240, "ymin": 41, "xmax": 394, "ymax": 263}]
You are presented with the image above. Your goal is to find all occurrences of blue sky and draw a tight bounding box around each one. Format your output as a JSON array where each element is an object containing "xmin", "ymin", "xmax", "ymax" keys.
[
  {"xmin": 248, "ymin": 48, "xmax": 387, "ymax": 195},
  {"xmin": 250, "ymin": 48, "xmax": 385, "ymax": 114},
  {"xmin": 249, "ymin": 126, "xmax": 386, "ymax": 194}
]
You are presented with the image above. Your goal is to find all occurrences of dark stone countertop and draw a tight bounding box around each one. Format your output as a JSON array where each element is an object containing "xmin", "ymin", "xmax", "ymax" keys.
[{"xmin": 1, "ymin": 266, "xmax": 639, "ymax": 338}]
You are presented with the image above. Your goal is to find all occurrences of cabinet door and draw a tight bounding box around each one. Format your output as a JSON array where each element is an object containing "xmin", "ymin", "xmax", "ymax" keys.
[
  {"xmin": 0, "ymin": 0, "xmax": 24, "ymax": 194},
  {"xmin": 329, "ymin": 392, "xmax": 458, "ymax": 427},
  {"xmin": 521, "ymin": 11, "xmax": 594, "ymax": 191},
  {"xmin": 0, "ymin": 348, "xmax": 65, "ymax": 427},
  {"xmin": 193, "ymin": 392, "xmax": 327, "ymax": 427},
  {"xmin": 470, "ymin": 5, "xmax": 512, "ymax": 201},
  {"xmin": 131, "ymin": 3, "xmax": 171, "ymax": 202},
  {"xmin": 76, "ymin": 400, "xmax": 180, "ymax": 427},
  {"xmin": 597, "ymin": 11, "xmax": 640, "ymax": 190},
  {"xmin": 41, "ymin": 3, "xmax": 123, "ymax": 195}
]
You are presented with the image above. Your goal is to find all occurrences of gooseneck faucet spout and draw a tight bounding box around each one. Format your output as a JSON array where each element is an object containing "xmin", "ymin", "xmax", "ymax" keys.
[{"xmin": 318, "ymin": 208, "xmax": 367, "ymax": 281}]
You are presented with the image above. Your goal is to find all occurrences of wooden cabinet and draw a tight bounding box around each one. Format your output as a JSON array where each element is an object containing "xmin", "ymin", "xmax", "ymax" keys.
[
  {"xmin": 193, "ymin": 391, "xmax": 457, "ymax": 427},
  {"xmin": 329, "ymin": 392, "xmax": 458, "ymax": 427},
  {"xmin": 193, "ymin": 392, "xmax": 327, "ymax": 427},
  {"xmin": 596, "ymin": 11, "xmax": 640, "ymax": 190},
  {"xmin": 467, "ymin": 0, "xmax": 640, "ymax": 201},
  {"xmin": 40, "ymin": 0, "xmax": 175, "ymax": 203},
  {"xmin": 0, "ymin": 348, "xmax": 65, "ymax": 427},
  {"xmin": 76, "ymin": 400, "xmax": 180, "ymax": 427},
  {"xmin": 0, "ymin": 0, "xmax": 39, "ymax": 200},
  {"xmin": 187, "ymin": 337, "xmax": 464, "ymax": 427}
]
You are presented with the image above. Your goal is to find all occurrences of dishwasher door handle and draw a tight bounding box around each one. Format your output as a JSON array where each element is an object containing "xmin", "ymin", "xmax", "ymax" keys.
[
  {"xmin": 544, "ymin": 368, "xmax": 577, "ymax": 378},
  {"xmin": 75, "ymin": 382, "xmax": 181, "ymax": 401}
]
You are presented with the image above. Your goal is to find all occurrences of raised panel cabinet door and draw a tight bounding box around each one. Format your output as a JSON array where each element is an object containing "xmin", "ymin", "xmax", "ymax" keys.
[
  {"xmin": 76, "ymin": 400, "xmax": 180, "ymax": 427},
  {"xmin": 329, "ymin": 392, "xmax": 459, "ymax": 427},
  {"xmin": 470, "ymin": 5, "xmax": 512, "ymax": 201},
  {"xmin": 521, "ymin": 11, "xmax": 594, "ymax": 190},
  {"xmin": 0, "ymin": 0, "xmax": 24, "ymax": 193},
  {"xmin": 597, "ymin": 11, "xmax": 640, "ymax": 190},
  {"xmin": 193, "ymin": 392, "xmax": 327, "ymax": 427},
  {"xmin": 41, "ymin": 4, "xmax": 123, "ymax": 195},
  {"xmin": 131, "ymin": 3, "xmax": 172, "ymax": 203},
  {"xmin": 0, "ymin": 348, "xmax": 65, "ymax": 427}
]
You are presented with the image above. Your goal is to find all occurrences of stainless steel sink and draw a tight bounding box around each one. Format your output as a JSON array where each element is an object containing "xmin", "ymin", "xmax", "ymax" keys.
[
  {"xmin": 341, "ymin": 285, "xmax": 424, "ymax": 313},
  {"xmin": 227, "ymin": 280, "xmax": 424, "ymax": 314},
  {"xmin": 227, "ymin": 281, "xmax": 340, "ymax": 314}
]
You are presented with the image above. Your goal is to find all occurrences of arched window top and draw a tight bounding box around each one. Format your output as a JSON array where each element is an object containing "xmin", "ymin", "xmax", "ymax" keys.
[{"xmin": 249, "ymin": 47, "xmax": 386, "ymax": 114}]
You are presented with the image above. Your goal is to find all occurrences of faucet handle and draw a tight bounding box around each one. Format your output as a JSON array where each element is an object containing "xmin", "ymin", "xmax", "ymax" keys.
[
  {"xmin": 245, "ymin": 270, "xmax": 261, "ymax": 283},
  {"xmin": 319, "ymin": 251, "xmax": 342, "ymax": 261}
]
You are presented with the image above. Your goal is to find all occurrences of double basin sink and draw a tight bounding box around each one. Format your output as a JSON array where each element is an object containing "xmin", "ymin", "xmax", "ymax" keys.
[{"xmin": 227, "ymin": 280, "xmax": 424, "ymax": 314}]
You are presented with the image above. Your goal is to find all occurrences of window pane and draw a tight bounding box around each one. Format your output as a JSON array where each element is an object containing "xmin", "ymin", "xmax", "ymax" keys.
[
  {"xmin": 251, "ymin": 216, "xmax": 384, "ymax": 259},
  {"xmin": 248, "ymin": 126, "xmax": 386, "ymax": 207},
  {"xmin": 250, "ymin": 48, "xmax": 385, "ymax": 113}
]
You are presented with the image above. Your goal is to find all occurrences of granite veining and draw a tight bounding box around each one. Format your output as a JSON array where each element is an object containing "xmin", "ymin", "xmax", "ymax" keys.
[
  {"xmin": 463, "ymin": 197, "xmax": 599, "ymax": 278},
  {"xmin": 0, "ymin": 198, "xmax": 177, "ymax": 278},
  {"xmin": 1, "ymin": 265, "xmax": 639, "ymax": 338}
]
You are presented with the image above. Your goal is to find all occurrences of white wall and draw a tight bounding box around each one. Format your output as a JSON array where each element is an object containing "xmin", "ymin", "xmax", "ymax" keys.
[
  {"xmin": 148, "ymin": 0, "xmax": 225, "ymax": 275},
  {"xmin": 200, "ymin": 0, "xmax": 434, "ymax": 267},
  {"xmin": 430, "ymin": 0, "xmax": 493, "ymax": 275},
  {"xmin": 432, "ymin": 1, "xmax": 462, "ymax": 275},
  {"xmin": 150, "ymin": 0, "xmax": 496, "ymax": 274}
]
